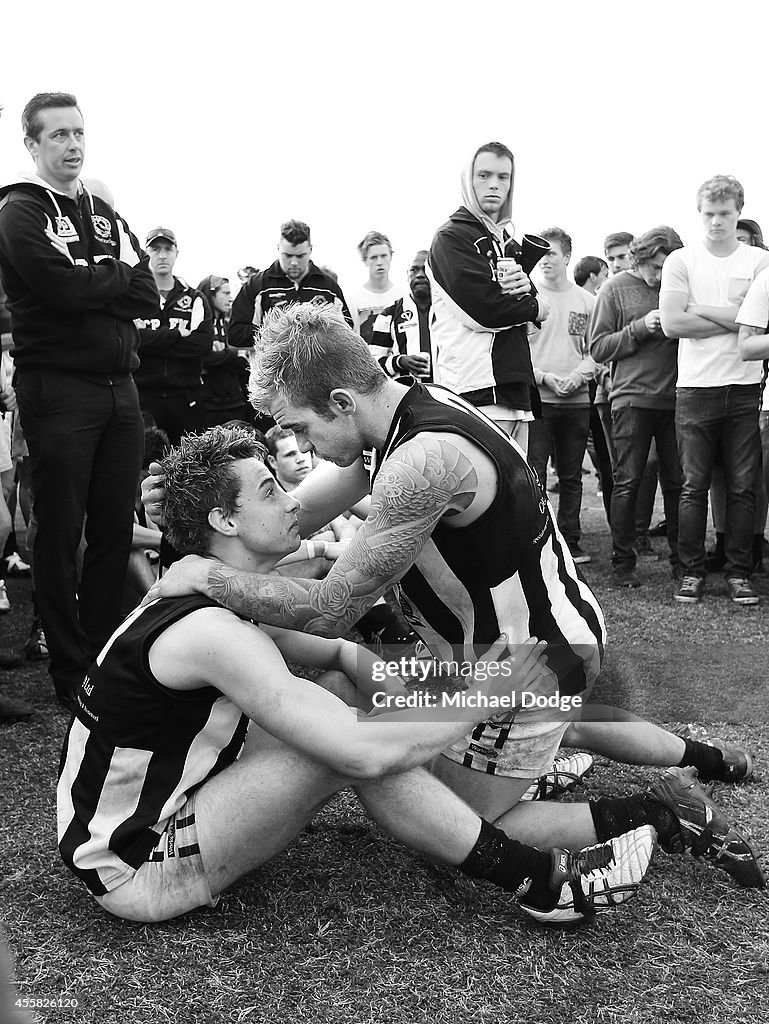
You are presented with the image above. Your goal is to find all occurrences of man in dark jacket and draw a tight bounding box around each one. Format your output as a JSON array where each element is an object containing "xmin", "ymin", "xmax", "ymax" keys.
[
  {"xmin": 427, "ymin": 142, "xmax": 548, "ymax": 454},
  {"xmin": 0, "ymin": 92, "xmax": 158, "ymax": 709},
  {"xmin": 134, "ymin": 227, "xmax": 213, "ymax": 443},
  {"xmin": 228, "ymin": 219, "xmax": 353, "ymax": 349}
]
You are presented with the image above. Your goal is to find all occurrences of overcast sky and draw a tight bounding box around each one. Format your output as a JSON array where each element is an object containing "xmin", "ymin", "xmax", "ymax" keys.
[{"xmin": 2, "ymin": 0, "xmax": 766, "ymax": 299}]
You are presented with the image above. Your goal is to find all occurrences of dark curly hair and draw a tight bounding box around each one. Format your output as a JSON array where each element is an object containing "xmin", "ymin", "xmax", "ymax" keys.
[{"xmin": 161, "ymin": 426, "xmax": 266, "ymax": 555}]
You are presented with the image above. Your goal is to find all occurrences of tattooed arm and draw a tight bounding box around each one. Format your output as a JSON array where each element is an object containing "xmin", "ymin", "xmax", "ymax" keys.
[{"xmin": 145, "ymin": 433, "xmax": 482, "ymax": 634}]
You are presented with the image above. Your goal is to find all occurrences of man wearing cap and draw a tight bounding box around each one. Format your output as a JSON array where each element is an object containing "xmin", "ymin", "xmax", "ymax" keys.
[
  {"xmin": 134, "ymin": 227, "xmax": 213, "ymax": 444},
  {"xmin": 229, "ymin": 219, "xmax": 352, "ymax": 350},
  {"xmin": 0, "ymin": 91, "xmax": 158, "ymax": 709}
]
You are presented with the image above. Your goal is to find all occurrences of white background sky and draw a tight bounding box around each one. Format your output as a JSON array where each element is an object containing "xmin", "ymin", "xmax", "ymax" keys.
[{"xmin": 2, "ymin": 0, "xmax": 767, "ymax": 299}]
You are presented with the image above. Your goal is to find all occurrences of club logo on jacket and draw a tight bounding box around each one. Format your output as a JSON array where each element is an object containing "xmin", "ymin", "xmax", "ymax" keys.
[
  {"xmin": 176, "ymin": 295, "xmax": 192, "ymax": 310},
  {"xmin": 91, "ymin": 215, "xmax": 113, "ymax": 243},
  {"xmin": 55, "ymin": 216, "xmax": 79, "ymax": 241}
]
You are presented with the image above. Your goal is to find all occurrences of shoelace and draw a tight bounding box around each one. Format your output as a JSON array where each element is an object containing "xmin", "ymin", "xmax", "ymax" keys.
[{"xmin": 568, "ymin": 840, "xmax": 614, "ymax": 876}]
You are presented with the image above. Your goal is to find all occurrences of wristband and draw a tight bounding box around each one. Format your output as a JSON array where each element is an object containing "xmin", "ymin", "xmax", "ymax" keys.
[{"xmin": 306, "ymin": 541, "xmax": 316, "ymax": 559}]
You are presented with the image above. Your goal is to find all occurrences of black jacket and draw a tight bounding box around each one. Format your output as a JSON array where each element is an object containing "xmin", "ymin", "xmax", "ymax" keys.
[
  {"xmin": 134, "ymin": 278, "xmax": 213, "ymax": 395},
  {"xmin": 229, "ymin": 260, "xmax": 353, "ymax": 348},
  {"xmin": 0, "ymin": 178, "xmax": 158, "ymax": 376}
]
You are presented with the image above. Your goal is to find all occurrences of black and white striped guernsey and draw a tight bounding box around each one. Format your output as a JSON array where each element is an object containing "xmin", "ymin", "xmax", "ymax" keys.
[
  {"xmin": 57, "ymin": 595, "xmax": 248, "ymax": 897},
  {"xmin": 371, "ymin": 382, "xmax": 606, "ymax": 693}
]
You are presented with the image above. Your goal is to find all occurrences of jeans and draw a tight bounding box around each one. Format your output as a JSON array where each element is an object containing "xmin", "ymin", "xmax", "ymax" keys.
[
  {"xmin": 675, "ymin": 384, "xmax": 761, "ymax": 577},
  {"xmin": 528, "ymin": 404, "xmax": 590, "ymax": 547},
  {"xmin": 610, "ymin": 406, "xmax": 681, "ymax": 571},
  {"xmin": 589, "ymin": 402, "xmax": 613, "ymax": 523},
  {"xmin": 16, "ymin": 370, "xmax": 143, "ymax": 697}
]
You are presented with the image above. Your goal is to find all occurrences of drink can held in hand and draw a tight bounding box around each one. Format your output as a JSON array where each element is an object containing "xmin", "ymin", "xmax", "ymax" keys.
[{"xmin": 496, "ymin": 257, "xmax": 520, "ymax": 283}]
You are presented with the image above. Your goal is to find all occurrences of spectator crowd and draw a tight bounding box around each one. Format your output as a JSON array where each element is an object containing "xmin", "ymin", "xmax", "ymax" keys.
[
  {"xmin": 0, "ymin": 94, "xmax": 765, "ymax": 977},
  {"xmin": 1, "ymin": 94, "xmax": 768, "ymax": 730}
]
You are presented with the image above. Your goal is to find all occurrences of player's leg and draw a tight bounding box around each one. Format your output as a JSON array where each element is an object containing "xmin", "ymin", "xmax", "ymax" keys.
[{"xmin": 562, "ymin": 701, "xmax": 752, "ymax": 782}]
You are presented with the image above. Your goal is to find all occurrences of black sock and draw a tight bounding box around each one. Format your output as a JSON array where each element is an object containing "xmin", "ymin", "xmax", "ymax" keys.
[
  {"xmin": 459, "ymin": 819, "xmax": 553, "ymax": 906},
  {"xmin": 753, "ymin": 534, "xmax": 764, "ymax": 569},
  {"xmin": 679, "ymin": 738, "xmax": 724, "ymax": 780},
  {"xmin": 590, "ymin": 794, "xmax": 678, "ymax": 847},
  {"xmin": 2, "ymin": 529, "xmax": 16, "ymax": 560}
]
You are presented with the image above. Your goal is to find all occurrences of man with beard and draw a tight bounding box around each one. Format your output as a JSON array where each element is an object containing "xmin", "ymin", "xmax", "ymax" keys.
[
  {"xmin": 427, "ymin": 142, "xmax": 547, "ymax": 453},
  {"xmin": 370, "ymin": 250, "xmax": 433, "ymax": 380}
]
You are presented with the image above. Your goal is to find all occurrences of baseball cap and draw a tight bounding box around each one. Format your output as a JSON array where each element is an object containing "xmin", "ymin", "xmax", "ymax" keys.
[{"xmin": 146, "ymin": 226, "xmax": 177, "ymax": 247}]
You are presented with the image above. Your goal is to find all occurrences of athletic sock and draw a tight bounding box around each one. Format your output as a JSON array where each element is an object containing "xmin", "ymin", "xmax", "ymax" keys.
[
  {"xmin": 590, "ymin": 794, "xmax": 678, "ymax": 847},
  {"xmin": 459, "ymin": 819, "xmax": 554, "ymax": 906},
  {"xmin": 679, "ymin": 738, "xmax": 724, "ymax": 780},
  {"xmin": 2, "ymin": 529, "xmax": 16, "ymax": 561}
]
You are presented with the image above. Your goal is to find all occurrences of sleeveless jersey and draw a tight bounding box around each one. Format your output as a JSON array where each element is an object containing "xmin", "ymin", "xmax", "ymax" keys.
[
  {"xmin": 371, "ymin": 382, "xmax": 606, "ymax": 694},
  {"xmin": 58, "ymin": 595, "xmax": 249, "ymax": 896}
]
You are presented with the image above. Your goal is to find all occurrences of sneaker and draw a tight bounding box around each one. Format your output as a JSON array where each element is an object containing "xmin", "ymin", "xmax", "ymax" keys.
[
  {"xmin": 648, "ymin": 519, "xmax": 667, "ymax": 538},
  {"xmin": 568, "ymin": 544, "xmax": 592, "ymax": 565},
  {"xmin": 520, "ymin": 752, "xmax": 595, "ymax": 801},
  {"xmin": 520, "ymin": 825, "xmax": 656, "ymax": 925},
  {"xmin": 0, "ymin": 648, "xmax": 24, "ymax": 670},
  {"xmin": 612, "ymin": 567, "xmax": 641, "ymax": 589},
  {"xmin": 0, "ymin": 693, "xmax": 34, "ymax": 723},
  {"xmin": 635, "ymin": 536, "xmax": 657, "ymax": 559},
  {"xmin": 24, "ymin": 618, "xmax": 49, "ymax": 662},
  {"xmin": 726, "ymin": 576, "xmax": 759, "ymax": 606},
  {"xmin": 649, "ymin": 766, "xmax": 765, "ymax": 888},
  {"xmin": 4, "ymin": 552, "xmax": 30, "ymax": 577},
  {"xmin": 676, "ymin": 725, "xmax": 753, "ymax": 782},
  {"xmin": 674, "ymin": 575, "xmax": 704, "ymax": 604},
  {"xmin": 0, "ymin": 582, "xmax": 10, "ymax": 614}
]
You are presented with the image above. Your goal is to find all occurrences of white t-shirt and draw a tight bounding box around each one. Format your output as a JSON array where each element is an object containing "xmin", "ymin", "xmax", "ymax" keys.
[
  {"xmin": 660, "ymin": 241, "xmax": 769, "ymax": 387},
  {"xmin": 349, "ymin": 282, "xmax": 403, "ymax": 344},
  {"xmin": 736, "ymin": 265, "xmax": 769, "ymax": 412}
]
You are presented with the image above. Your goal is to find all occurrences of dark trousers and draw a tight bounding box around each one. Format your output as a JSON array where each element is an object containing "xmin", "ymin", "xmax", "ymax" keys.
[
  {"xmin": 138, "ymin": 389, "xmax": 207, "ymax": 444},
  {"xmin": 610, "ymin": 406, "xmax": 681, "ymax": 571},
  {"xmin": 675, "ymin": 385, "xmax": 761, "ymax": 577},
  {"xmin": 528, "ymin": 404, "xmax": 591, "ymax": 547},
  {"xmin": 590, "ymin": 402, "xmax": 614, "ymax": 523},
  {"xmin": 16, "ymin": 370, "xmax": 143, "ymax": 697}
]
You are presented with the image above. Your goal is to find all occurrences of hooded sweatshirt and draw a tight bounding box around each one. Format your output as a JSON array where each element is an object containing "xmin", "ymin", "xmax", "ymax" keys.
[
  {"xmin": 0, "ymin": 176, "xmax": 158, "ymax": 376},
  {"xmin": 427, "ymin": 147, "xmax": 541, "ymax": 405}
]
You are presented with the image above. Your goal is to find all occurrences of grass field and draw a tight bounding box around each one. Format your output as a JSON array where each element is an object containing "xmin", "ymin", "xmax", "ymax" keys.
[{"xmin": 1, "ymin": 481, "xmax": 768, "ymax": 1024}]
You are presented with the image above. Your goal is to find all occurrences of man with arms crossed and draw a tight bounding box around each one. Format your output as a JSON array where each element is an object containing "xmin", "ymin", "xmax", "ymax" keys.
[
  {"xmin": 660, "ymin": 175, "xmax": 769, "ymax": 605},
  {"xmin": 60, "ymin": 426, "xmax": 657, "ymax": 926},
  {"xmin": 145, "ymin": 307, "xmax": 761, "ymax": 891}
]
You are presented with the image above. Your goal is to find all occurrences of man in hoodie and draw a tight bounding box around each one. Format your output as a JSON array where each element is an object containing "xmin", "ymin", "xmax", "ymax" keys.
[
  {"xmin": 0, "ymin": 92, "xmax": 158, "ymax": 709},
  {"xmin": 427, "ymin": 142, "xmax": 547, "ymax": 454}
]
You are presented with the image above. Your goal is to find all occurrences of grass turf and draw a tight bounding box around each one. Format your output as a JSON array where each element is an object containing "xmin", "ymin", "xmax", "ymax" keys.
[{"xmin": 1, "ymin": 483, "xmax": 768, "ymax": 1023}]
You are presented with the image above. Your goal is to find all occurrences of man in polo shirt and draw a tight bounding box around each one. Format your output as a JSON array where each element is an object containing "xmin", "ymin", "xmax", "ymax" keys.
[{"xmin": 228, "ymin": 219, "xmax": 353, "ymax": 350}]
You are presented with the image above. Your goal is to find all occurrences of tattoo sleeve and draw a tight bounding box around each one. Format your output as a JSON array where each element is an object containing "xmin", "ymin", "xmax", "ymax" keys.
[{"xmin": 208, "ymin": 436, "xmax": 478, "ymax": 635}]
